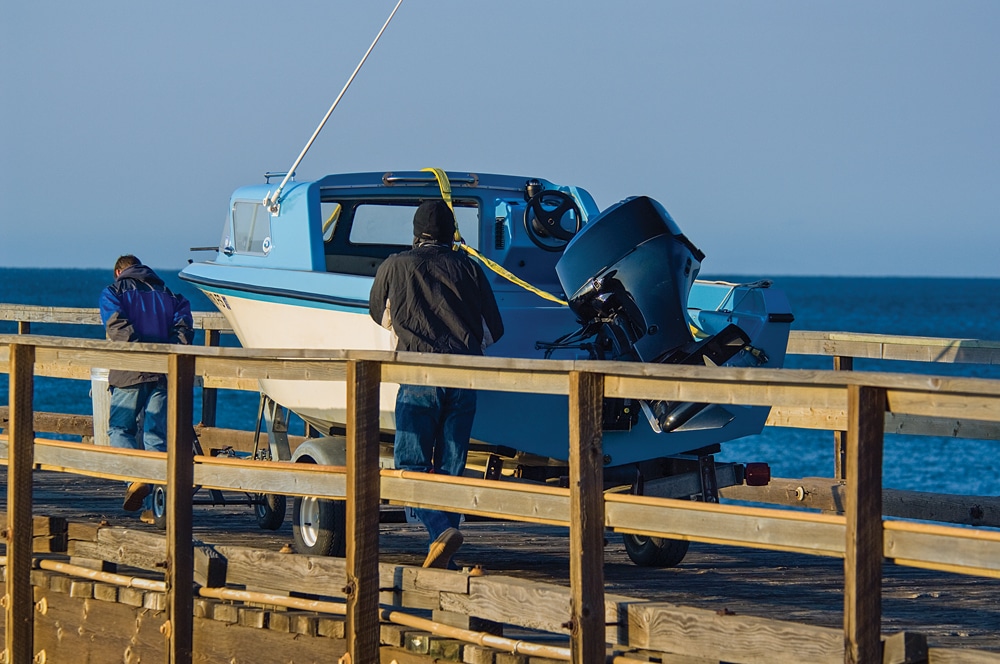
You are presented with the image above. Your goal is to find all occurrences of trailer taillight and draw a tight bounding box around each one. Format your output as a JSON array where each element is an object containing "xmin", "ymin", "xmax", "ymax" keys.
[{"xmin": 745, "ymin": 462, "xmax": 771, "ymax": 487}]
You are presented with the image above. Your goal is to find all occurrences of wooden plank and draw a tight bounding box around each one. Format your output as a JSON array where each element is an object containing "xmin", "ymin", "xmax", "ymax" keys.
[
  {"xmin": 26, "ymin": 582, "xmax": 348, "ymax": 663},
  {"xmin": 0, "ymin": 408, "xmax": 95, "ymax": 437},
  {"xmin": 345, "ymin": 359, "xmax": 382, "ymax": 664},
  {"xmin": 567, "ymin": 371, "xmax": 605, "ymax": 664},
  {"xmin": 843, "ymin": 384, "xmax": 886, "ymax": 664},
  {"xmin": 0, "ymin": 304, "xmax": 229, "ymax": 331},
  {"xmin": 200, "ymin": 329, "xmax": 221, "ymax": 427},
  {"xmin": 626, "ymin": 601, "xmax": 844, "ymax": 664},
  {"xmin": 605, "ymin": 494, "xmax": 846, "ymax": 557},
  {"xmin": 834, "ymin": 355, "xmax": 853, "ymax": 479},
  {"xmin": 166, "ymin": 353, "xmax": 196, "ymax": 664},
  {"xmin": 883, "ymin": 521, "xmax": 1000, "ymax": 577},
  {"xmin": 4, "ymin": 343, "xmax": 35, "ymax": 664},
  {"xmin": 926, "ymin": 648, "xmax": 1000, "ymax": 663},
  {"xmin": 719, "ymin": 478, "xmax": 1000, "ymax": 529},
  {"xmin": 380, "ymin": 472, "xmax": 571, "ymax": 527}
]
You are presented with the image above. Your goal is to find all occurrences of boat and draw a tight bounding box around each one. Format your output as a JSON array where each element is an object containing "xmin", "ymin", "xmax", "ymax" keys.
[
  {"xmin": 180, "ymin": 169, "xmax": 792, "ymax": 459},
  {"xmin": 179, "ymin": 168, "xmax": 793, "ymax": 565}
]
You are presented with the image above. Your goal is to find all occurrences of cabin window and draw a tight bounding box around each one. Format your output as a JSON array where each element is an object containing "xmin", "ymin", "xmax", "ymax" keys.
[
  {"xmin": 349, "ymin": 203, "xmax": 480, "ymax": 247},
  {"xmin": 230, "ymin": 201, "xmax": 272, "ymax": 255}
]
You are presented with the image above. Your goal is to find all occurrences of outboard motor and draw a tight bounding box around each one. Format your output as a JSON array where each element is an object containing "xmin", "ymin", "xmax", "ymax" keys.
[{"xmin": 549, "ymin": 196, "xmax": 751, "ymax": 434}]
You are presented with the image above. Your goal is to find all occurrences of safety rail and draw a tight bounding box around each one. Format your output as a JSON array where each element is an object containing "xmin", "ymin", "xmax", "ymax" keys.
[{"xmin": 2, "ymin": 334, "xmax": 1000, "ymax": 663}]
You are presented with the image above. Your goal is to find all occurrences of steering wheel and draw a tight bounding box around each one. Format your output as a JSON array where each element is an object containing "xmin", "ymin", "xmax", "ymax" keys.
[{"xmin": 523, "ymin": 190, "xmax": 583, "ymax": 252}]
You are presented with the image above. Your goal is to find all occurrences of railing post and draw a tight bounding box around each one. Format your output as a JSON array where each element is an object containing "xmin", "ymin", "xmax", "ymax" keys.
[
  {"xmin": 568, "ymin": 371, "xmax": 605, "ymax": 664},
  {"xmin": 166, "ymin": 353, "xmax": 195, "ymax": 664},
  {"xmin": 4, "ymin": 344, "xmax": 35, "ymax": 664},
  {"xmin": 15, "ymin": 321, "xmax": 29, "ymax": 335},
  {"xmin": 843, "ymin": 384, "xmax": 885, "ymax": 664},
  {"xmin": 345, "ymin": 359, "xmax": 381, "ymax": 663},
  {"xmin": 199, "ymin": 330, "xmax": 219, "ymax": 427},
  {"xmin": 833, "ymin": 355, "xmax": 854, "ymax": 480}
]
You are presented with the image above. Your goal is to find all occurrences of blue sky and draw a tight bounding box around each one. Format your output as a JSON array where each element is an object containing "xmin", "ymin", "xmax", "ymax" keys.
[{"xmin": 2, "ymin": 1, "xmax": 997, "ymax": 276}]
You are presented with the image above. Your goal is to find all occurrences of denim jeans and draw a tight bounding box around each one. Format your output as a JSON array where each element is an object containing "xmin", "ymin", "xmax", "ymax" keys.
[
  {"xmin": 108, "ymin": 380, "xmax": 168, "ymax": 453},
  {"xmin": 394, "ymin": 384, "xmax": 476, "ymax": 543}
]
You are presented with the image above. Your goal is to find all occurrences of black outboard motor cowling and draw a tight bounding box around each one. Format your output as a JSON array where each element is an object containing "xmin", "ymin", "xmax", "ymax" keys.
[
  {"xmin": 552, "ymin": 196, "xmax": 747, "ymax": 435},
  {"xmin": 555, "ymin": 196, "xmax": 704, "ymax": 362}
]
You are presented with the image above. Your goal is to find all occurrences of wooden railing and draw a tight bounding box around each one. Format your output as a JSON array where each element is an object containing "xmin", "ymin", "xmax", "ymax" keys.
[{"xmin": 3, "ymin": 332, "xmax": 1000, "ymax": 664}]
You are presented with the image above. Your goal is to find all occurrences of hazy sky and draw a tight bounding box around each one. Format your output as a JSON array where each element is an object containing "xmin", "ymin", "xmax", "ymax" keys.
[{"xmin": 3, "ymin": 1, "xmax": 997, "ymax": 276}]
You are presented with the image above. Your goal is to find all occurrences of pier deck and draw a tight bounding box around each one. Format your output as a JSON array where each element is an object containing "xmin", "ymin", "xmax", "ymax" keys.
[{"xmin": 3, "ymin": 466, "xmax": 998, "ymax": 655}]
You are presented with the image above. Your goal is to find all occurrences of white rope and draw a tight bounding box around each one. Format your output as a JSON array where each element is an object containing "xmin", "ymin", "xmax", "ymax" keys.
[{"xmin": 265, "ymin": 0, "xmax": 405, "ymax": 212}]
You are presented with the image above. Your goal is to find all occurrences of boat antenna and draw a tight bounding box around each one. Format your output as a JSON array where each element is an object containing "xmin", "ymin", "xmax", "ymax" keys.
[{"xmin": 264, "ymin": 0, "xmax": 405, "ymax": 214}]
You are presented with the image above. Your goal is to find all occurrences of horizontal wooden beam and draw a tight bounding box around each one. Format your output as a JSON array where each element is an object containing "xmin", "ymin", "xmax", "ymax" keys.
[
  {"xmin": 787, "ymin": 330, "xmax": 1000, "ymax": 364},
  {"xmin": 720, "ymin": 477, "xmax": 1000, "ymax": 528},
  {"xmin": 0, "ymin": 305, "xmax": 230, "ymax": 331}
]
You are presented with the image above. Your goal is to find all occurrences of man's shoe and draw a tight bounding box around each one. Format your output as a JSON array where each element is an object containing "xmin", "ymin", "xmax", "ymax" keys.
[
  {"xmin": 123, "ymin": 482, "xmax": 151, "ymax": 512},
  {"xmin": 422, "ymin": 528, "xmax": 463, "ymax": 569},
  {"xmin": 139, "ymin": 510, "xmax": 156, "ymax": 525}
]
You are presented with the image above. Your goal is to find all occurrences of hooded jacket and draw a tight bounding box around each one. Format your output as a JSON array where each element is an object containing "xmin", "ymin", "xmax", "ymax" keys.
[
  {"xmin": 369, "ymin": 243, "xmax": 504, "ymax": 355},
  {"xmin": 98, "ymin": 264, "xmax": 194, "ymax": 387}
]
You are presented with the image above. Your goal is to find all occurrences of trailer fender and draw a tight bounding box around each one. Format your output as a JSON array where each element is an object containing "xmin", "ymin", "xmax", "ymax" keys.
[{"xmin": 290, "ymin": 436, "xmax": 347, "ymax": 466}]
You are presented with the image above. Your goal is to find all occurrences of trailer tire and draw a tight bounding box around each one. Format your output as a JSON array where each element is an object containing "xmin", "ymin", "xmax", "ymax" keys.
[
  {"xmin": 255, "ymin": 493, "xmax": 286, "ymax": 530},
  {"xmin": 292, "ymin": 495, "xmax": 346, "ymax": 557},
  {"xmin": 622, "ymin": 533, "xmax": 689, "ymax": 568},
  {"xmin": 150, "ymin": 485, "xmax": 168, "ymax": 530}
]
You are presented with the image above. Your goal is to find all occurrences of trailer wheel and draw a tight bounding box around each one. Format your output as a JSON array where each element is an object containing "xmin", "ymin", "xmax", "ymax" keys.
[
  {"xmin": 622, "ymin": 533, "xmax": 689, "ymax": 568},
  {"xmin": 150, "ymin": 485, "xmax": 168, "ymax": 530},
  {"xmin": 292, "ymin": 496, "xmax": 346, "ymax": 556},
  {"xmin": 255, "ymin": 493, "xmax": 286, "ymax": 530}
]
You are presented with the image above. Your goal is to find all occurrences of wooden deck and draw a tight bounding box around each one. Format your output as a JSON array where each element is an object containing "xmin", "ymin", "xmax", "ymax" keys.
[{"xmin": 4, "ymin": 467, "xmax": 998, "ymax": 656}]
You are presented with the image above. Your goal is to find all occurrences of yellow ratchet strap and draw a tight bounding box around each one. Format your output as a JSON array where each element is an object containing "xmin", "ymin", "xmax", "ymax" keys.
[{"xmin": 421, "ymin": 167, "xmax": 568, "ymax": 306}]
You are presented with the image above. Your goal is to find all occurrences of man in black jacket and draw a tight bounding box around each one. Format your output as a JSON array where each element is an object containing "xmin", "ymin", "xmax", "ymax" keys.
[{"xmin": 370, "ymin": 200, "xmax": 504, "ymax": 568}]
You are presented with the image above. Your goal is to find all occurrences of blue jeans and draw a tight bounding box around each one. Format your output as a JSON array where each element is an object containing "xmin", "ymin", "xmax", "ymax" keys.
[
  {"xmin": 394, "ymin": 384, "xmax": 476, "ymax": 543},
  {"xmin": 108, "ymin": 380, "xmax": 167, "ymax": 453}
]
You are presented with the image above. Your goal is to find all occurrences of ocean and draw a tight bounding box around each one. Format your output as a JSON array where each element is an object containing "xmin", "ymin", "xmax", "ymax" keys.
[{"xmin": 1, "ymin": 268, "xmax": 998, "ymax": 497}]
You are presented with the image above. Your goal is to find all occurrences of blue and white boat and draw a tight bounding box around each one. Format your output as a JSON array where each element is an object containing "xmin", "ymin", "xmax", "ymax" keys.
[{"xmin": 180, "ymin": 169, "xmax": 793, "ymax": 564}]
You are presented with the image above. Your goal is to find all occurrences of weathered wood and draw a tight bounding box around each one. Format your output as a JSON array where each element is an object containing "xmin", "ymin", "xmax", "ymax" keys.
[
  {"xmin": 719, "ymin": 477, "xmax": 1000, "ymax": 529},
  {"xmin": 5, "ymin": 343, "xmax": 34, "ymax": 664},
  {"xmin": 167, "ymin": 352, "xmax": 196, "ymax": 664},
  {"xmin": 345, "ymin": 359, "xmax": 382, "ymax": 664},
  {"xmin": 0, "ymin": 407, "xmax": 94, "ymax": 437},
  {"xmin": 193, "ymin": 544, "xmax": 227, "ymax": 588},
  {"xmin": 844, "ymin": 384, "xmax": 886, "ymax": 664},
  {"xmin": 883, "ymin": 520, "xmax": 1000, "ymax": 576},
  {"xmin": 926, "ymin": 648, "xmax": 1000, "ymax": 663},
  {"xmin": 881, "ymin": 631, "xmax": 927, "ymax": 664},
  {"xmin": 22, "ymin": 581, "xmax": 350, "ymax": 663},
  {"xmin": 567, "ymin": 371, "xmax": 605, "ymax": 664},
  {"xmin": 627, "ymin": 601, "xmax": 844, "ymax": 663},
  {"xmin": 200, "ymin": 329, "xmax": 221, "ymax": 427},
  {"xmin": 834, "ymin": 355, "xmax": 854, "ymax": 479}
]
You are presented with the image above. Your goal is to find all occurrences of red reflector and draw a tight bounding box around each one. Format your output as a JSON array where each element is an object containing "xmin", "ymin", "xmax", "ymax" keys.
[{"xmin": 745, "ymin": 462, "xmax": 771, "ymax": 486}]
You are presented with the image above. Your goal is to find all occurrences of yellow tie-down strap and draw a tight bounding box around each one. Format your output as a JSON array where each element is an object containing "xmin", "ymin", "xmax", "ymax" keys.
[{"xmin": 421, "ymin": 167, "xmax": 567, "ymax": 306}]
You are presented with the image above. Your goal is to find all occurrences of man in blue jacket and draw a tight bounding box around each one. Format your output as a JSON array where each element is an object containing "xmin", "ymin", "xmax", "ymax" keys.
[
  {"xmin": 98, "ymin": 255, "xmax": 193, "ymax": 512},
  {"xmin": 369, "ymin": 201, "xmax": 504, "ymax": 568}
]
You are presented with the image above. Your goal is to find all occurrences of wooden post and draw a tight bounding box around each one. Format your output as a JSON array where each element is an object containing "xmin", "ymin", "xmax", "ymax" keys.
[
  {"xmin": 200, "ymin": 330, "xmax": 219, "ymax": 427},
  {"xmin": 345, "ymin": 359, "xmax": 381, "ymax": 664},
  {"xmin": 567, "ymin": 371, "xmax": 605, "ymax": 664},
  {"xmin": 15, "ymin": 321, "xmax": 30, "ymax": 335},
  {"xmin": 166, "ymin": 353, "xmax": 195, "ymax": 664},
  {"xmin": 833, "ymin": 356, "xmax": 854, "ymax": 480},
  {"xmin": 4, "ymin": 344, "xmax": 34, "ymax": 664},
  {"xmin": 843, "ymin": 384, "xmax": 885, "ymax": 664}
]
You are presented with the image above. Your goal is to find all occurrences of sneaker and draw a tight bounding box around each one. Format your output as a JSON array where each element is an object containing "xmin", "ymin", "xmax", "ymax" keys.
[
  {"xmin": 422, "ymin": 528, "xmax": 463, "ymax": 569},
  {"xmin": 139, "ymin": 510, "xmax": 155, "ymax": 525},
  {"xmin": 123, "ymin": 482, "xmax": 152, "ymax": 512}
]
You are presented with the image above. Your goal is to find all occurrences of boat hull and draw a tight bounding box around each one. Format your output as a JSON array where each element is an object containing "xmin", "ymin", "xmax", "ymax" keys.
[{"xmin": 187, "ymin": 269, "xmax": 789, "ymax": 467}]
